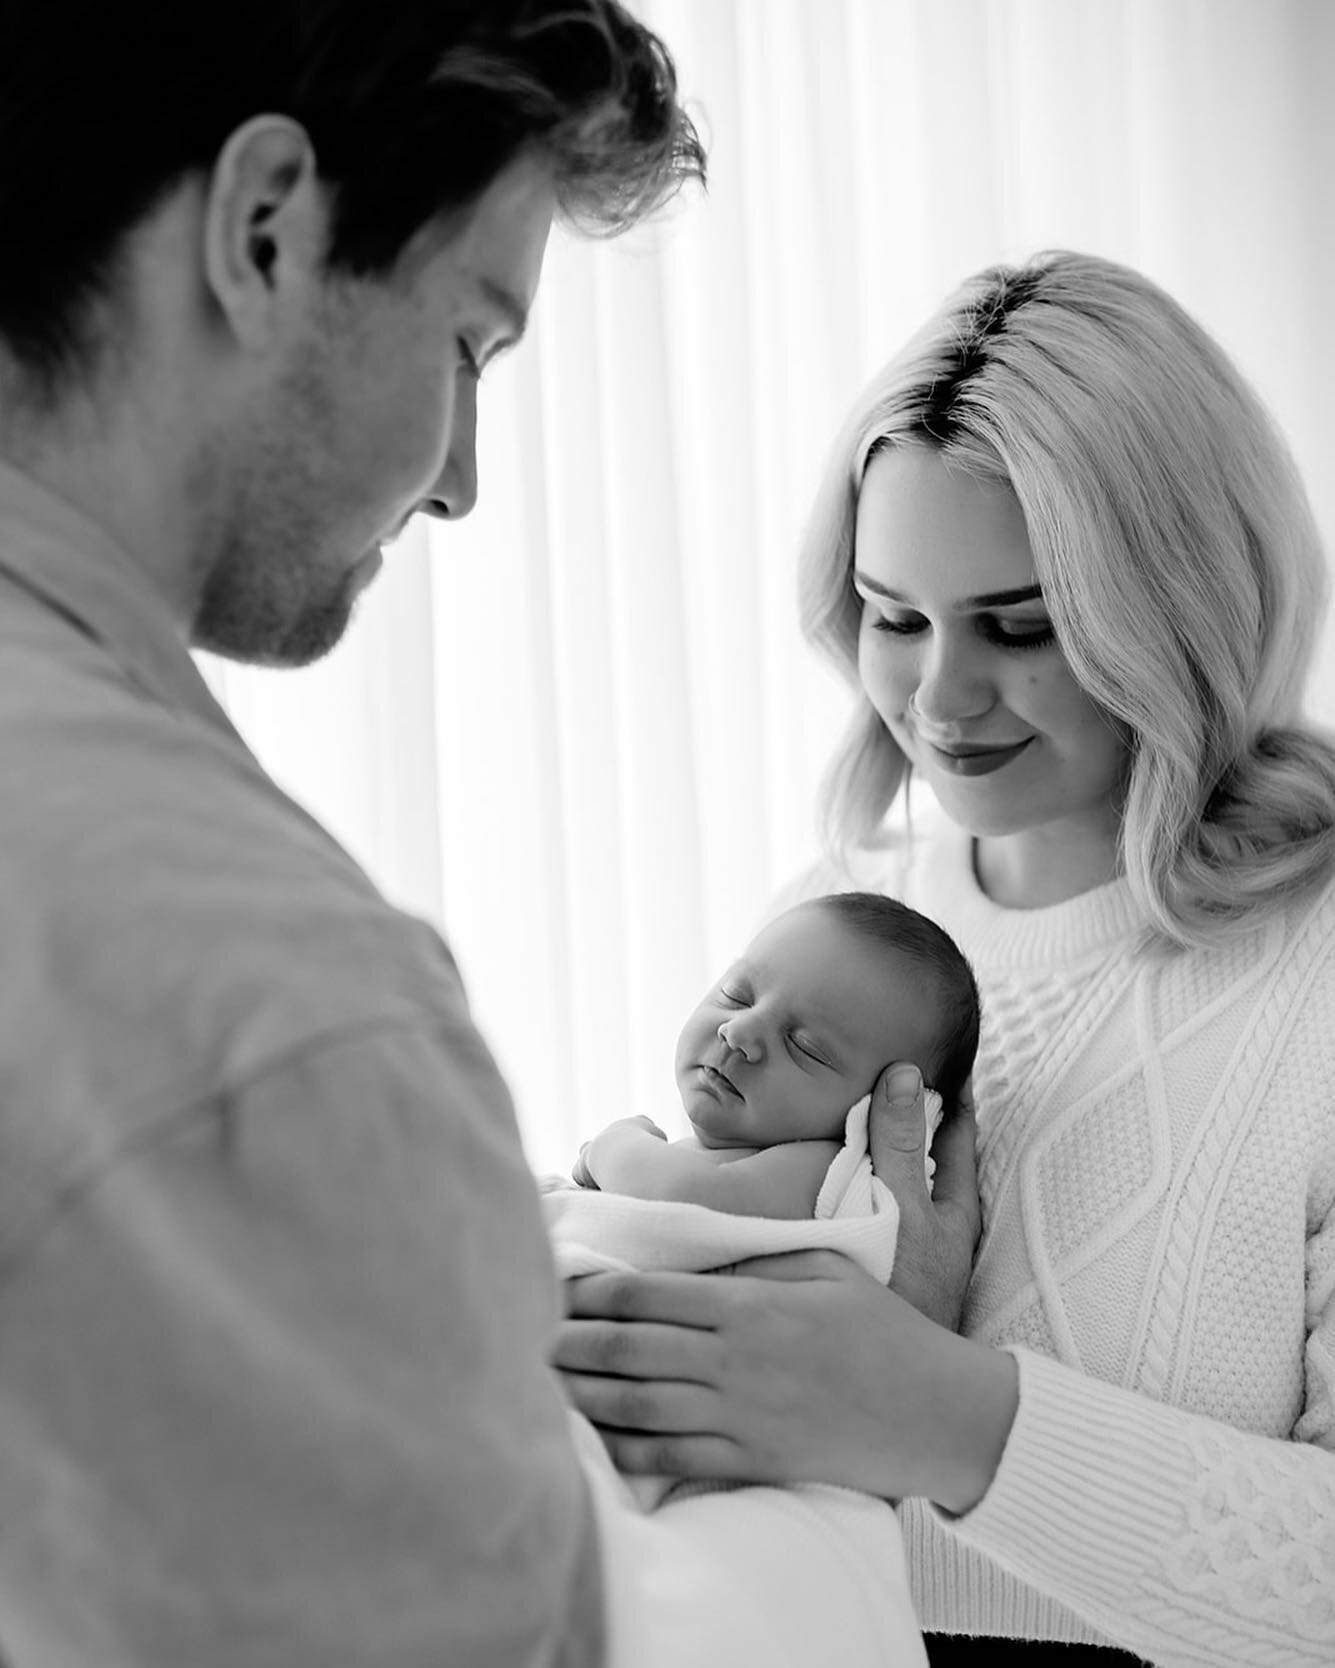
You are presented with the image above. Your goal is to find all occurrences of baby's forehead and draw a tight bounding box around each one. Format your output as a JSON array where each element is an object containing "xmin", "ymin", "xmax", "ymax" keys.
[
  {"xmin": 748, "ymin": 906, "xmax": 904, "ymax": 968},
  {"xmin": 765, "ymin": 905, "xmax": 914, "ymax": 967},
  {"xmin": 750, "ymin": 914, "xmax": 933, "ymax": 1021}
]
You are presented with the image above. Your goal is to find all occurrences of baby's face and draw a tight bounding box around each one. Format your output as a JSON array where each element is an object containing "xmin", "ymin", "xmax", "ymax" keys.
[{"xmin": 674, "ymin": 905, "xmax": 941, "ymax": 1150}]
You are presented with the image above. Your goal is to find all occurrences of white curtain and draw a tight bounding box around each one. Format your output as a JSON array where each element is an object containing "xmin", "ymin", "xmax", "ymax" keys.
[{"xmin": 200, "ymin": 0, "xmax": 1335, "ymax": 1176}]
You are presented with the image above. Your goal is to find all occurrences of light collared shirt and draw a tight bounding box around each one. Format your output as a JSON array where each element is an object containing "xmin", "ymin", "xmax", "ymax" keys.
[{"xmin": 0, "ymin": 460, "xmax": 600, "ymax": 1667}]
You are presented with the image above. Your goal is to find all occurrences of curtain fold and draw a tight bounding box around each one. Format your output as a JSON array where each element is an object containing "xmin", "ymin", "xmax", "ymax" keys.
[{"xmin": 202, "ymin": 0, "xmax": 1335, "ymax": 1174}]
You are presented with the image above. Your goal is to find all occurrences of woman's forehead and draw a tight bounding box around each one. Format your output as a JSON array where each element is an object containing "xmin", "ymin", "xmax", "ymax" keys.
[{"xmin": 854, "ymin": 447, "xmax": 1037, "ymax": 598}]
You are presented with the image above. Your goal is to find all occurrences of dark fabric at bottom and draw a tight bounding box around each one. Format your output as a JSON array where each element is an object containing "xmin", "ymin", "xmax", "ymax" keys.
[{"xmin": 924, "ymin": 1636, "xmax": 1148, "ymax": 1665}]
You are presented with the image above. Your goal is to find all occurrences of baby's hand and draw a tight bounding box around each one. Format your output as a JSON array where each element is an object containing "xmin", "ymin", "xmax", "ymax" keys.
[{"xmin": 572, "ymin": 1116, "xmax": 668, "ymax": 1189}]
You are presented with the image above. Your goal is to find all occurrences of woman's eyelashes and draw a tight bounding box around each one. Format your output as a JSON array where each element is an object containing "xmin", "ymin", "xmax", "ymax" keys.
[
  {"xmin": 866, "ymin": 607, "xmax": 1055, "ymax": 651},
  {"xmin": 977, "ymin": 616, "xmax": 1055, "ymax": 650}
]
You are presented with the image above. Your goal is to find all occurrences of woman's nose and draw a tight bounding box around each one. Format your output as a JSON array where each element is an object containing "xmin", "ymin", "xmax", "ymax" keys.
[{"xmin": 910, "ymin": 638, "xmax": 993, "ymax": 727}]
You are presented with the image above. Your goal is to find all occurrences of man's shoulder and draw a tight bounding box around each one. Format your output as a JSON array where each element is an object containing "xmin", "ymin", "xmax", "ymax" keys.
[
  {"xmin": 0, "ymin": 638, "xmax": 398, "ymax": 934},
  {"xmin": 0, "ymin": 637, "xmax": 468, "ymax": 1123}
]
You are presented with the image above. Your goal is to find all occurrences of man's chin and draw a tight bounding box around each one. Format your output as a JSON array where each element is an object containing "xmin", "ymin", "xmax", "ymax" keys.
[
  {"xmin": 195, "ymin": 615, "xmax": 352, "ymax": 668},
  {"xmin": 193, "ymin": 579, "xmax": 363, "ymax": 669},
  {"xmin": 355, "ymin": 546, "xmax": 385, "ymax": 587}
]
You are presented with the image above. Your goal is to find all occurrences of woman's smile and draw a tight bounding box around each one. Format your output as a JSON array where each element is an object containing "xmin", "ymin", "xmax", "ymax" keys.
[{"xmin": 919, "ymin": 736, "xmax": 1034, "ymax": 776}]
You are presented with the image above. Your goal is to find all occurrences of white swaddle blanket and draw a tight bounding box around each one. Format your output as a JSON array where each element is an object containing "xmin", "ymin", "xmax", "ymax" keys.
[
  {"xmin": 543, "ymin": 1092, "xmax": 915, "ymax": 1284},
  {"xmin": 543, "ymin": 1089, "xmax": 942, "ymax": 1292},
  {"xmin": 541, "ymin": 1092, "xmax": 942, "ymax": 1668}
]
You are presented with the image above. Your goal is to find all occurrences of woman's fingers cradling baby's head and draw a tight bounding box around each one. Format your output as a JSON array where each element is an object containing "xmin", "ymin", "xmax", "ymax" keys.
[{"xmin": 868, "ymin": 1063, "xmax": 980, "ymax": 1330}]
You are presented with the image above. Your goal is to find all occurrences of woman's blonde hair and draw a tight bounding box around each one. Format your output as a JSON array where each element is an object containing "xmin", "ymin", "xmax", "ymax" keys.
[{"xmin": 800, "ymin": 250, "xmax": 1335, "ymax": 946}]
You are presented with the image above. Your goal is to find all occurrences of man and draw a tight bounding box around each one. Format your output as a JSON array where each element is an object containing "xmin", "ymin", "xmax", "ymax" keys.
[{"xmin": 0, "ymin": 4, "xmax": 702, "ymax": 1663}]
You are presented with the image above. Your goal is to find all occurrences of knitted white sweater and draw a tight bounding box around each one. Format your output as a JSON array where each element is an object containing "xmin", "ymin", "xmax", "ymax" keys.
[{"xmin": 803, "ymin": 814, "xmax": 1335, "ymax": 1666}]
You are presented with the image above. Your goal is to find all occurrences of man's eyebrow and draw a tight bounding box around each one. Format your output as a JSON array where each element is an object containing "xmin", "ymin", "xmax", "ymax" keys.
[{"xmin": 852, "ymin": 570, "xmax": 1044, "ymax": 609}]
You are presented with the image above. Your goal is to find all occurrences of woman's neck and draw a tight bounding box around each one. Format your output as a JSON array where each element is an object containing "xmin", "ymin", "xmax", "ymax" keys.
[{"xmin": 973, "ymin": 823, "xmax": 1122, "ymax": 908}]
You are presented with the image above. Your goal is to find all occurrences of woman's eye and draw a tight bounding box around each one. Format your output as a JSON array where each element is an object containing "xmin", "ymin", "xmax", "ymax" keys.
[
  {"xmin": 983, "ymin": 616, "xmax": 1055, "ymax": 650},
  {"xmin": 718, "ymin": 986, "xmax": 745, "ymax": 1006},
  {"xmin": 862, "ymin": 600, "xmax": 1055, "ymax": 650},
  {"xmin": 867, "ymin": 610, "xmax": 925, "ymax": 637}
]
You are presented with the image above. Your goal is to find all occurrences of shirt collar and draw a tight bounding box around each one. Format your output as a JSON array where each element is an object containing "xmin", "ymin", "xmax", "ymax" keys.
[{"xmin": 0, "ymin": 455, "xmax": 238, "ymax": 738}]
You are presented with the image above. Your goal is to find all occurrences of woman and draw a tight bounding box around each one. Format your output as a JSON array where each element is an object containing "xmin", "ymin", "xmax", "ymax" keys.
[{"xmin": 555, "ymin": 251, "xmax": 1335, "ymax": 1665}]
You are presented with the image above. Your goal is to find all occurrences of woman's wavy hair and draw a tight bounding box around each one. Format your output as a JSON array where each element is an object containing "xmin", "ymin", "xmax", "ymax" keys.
[{"xmin": 799, "ymin": 250, "xmax": 1335, "ymax": 947}]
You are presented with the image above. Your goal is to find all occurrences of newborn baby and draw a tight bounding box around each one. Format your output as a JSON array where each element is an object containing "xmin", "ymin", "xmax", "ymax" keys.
[{"xmin": 573, "ymin": 891, "xmax": 978, "ymax": 1218}]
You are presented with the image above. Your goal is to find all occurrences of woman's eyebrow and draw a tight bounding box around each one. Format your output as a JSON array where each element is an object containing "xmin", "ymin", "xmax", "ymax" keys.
[
  {"xmin": 852, "ymin": 570, "xmax": 1044, "ymax": 609},
  {"xmin": 969, "ymin": 584, "xmax": 1044, "ymax": 606}
]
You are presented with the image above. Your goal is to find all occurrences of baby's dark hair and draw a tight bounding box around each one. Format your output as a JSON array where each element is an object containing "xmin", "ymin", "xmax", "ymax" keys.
[{"xmin": 810, "ymin": 891, "xmax": 980, "ymax": 1101}]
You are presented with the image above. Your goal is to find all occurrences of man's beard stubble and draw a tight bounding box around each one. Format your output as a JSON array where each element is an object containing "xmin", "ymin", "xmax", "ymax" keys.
[{"xmin": 191, "ymin": 534, "xmax": 360, "ymax": 668}]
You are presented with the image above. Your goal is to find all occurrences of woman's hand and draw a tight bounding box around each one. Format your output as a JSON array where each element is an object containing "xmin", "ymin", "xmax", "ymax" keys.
[
  {"xmin": 555, "ymin": 1253, "xmax": 1016, "ymax": 1512},
  {"xmin": 550, "ymin": 1067, "xmax": 1001, "ymax": 1514},
  {"xmin": 553, "ymin": 1061, "xmax": 1005, "ymax": 1509},
  {"xmin": 868, "ymin": 1061, "xmax": 982, "ymax": 1329}
]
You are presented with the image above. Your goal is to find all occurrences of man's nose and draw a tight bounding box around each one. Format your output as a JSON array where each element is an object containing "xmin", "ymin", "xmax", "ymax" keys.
[{"xmin": 420, "ymin": 372, "xmax": 479, "ymax": 522}]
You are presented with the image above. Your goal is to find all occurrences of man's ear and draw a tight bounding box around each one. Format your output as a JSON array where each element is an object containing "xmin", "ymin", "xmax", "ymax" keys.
[{"xmin": 201, "ymin": 115, "xmax": 328, "ymax": 346}]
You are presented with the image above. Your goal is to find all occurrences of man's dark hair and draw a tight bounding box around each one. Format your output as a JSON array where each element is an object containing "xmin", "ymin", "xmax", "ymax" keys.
[
  {"xmin": 813, "ymin": 891, "xmax": 981, "ymax": 1101},
  {"xmin": 0, "ymin": 0, "xmax": 706, "ymax": 395}
]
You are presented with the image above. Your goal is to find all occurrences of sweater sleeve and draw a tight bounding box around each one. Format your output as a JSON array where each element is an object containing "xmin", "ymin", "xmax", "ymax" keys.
[{"xmin": 937, "ymin": 1226, "xmax": 1335, "ymax": 1668}]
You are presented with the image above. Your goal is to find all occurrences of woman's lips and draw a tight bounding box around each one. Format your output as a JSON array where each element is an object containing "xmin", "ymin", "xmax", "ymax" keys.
[{"xmin": 926, "ymin": 738, "xmax": 1033, "ymax": 777}]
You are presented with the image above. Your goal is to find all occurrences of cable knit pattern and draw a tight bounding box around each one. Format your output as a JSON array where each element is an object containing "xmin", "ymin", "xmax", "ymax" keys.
[{"xmin": 794, "ymin": 806, "xmax": 1335, "ymax": 1666}]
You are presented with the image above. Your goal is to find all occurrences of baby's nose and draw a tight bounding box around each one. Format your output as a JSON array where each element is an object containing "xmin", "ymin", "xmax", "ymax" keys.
[{"xmin": 717, "ymin": 1018, "xmax": 759, "ymax": 1061}]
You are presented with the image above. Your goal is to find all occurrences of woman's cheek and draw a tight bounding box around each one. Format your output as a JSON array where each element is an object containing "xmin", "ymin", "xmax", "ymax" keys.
[
  {"xmin": 857, "ymin": 631, "xmax": 888, "ymax": 704},
  {"xmin": 859, "ymin": 642, "xmax": 908, "ymax": 727}
]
